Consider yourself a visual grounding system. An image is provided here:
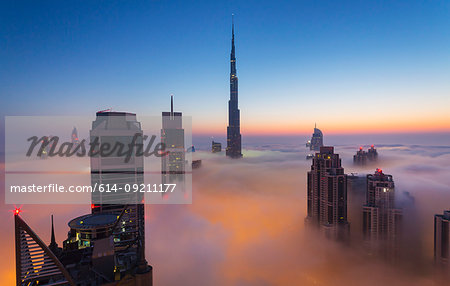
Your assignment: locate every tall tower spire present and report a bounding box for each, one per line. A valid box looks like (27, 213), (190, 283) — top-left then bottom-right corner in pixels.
(230, 14), (236, 77)
(51, 215), (55, 244)
(226, 14), (242, 158)
(232, 14), (235, 52)
(232, 13), (234, 32)
(49, 214), (58, 253)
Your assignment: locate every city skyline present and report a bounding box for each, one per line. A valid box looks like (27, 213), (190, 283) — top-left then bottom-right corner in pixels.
(1, 1), (450, 135)
(6, 140), (450, 285)
(1, 1), (450, 285)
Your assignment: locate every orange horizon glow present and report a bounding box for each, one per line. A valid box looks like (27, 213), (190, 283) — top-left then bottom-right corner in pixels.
(192, 108), (450, 136)
(193, 123), (450, 136)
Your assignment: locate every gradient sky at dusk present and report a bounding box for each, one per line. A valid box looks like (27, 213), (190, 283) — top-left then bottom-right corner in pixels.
(1, 0), (450, 134)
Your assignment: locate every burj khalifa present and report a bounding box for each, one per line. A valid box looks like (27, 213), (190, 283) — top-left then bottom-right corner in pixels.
(226, 16), (243, 158)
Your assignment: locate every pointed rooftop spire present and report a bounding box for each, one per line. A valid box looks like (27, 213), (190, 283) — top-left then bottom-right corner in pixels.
(232, 13), (234, 37)
(231, 14), (235, 60)
(51, 215), (55, 243)
(49, 214), (58, 251)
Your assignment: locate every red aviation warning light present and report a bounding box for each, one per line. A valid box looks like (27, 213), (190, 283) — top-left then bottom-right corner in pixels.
(14, 207), (21, 215)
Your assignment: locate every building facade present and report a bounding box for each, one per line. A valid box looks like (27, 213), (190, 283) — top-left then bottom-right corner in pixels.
(347, 174), (367, 242)
(434, 210), (450, 271)
(363, 169), (402, 260)
(306, 146), (349, 240)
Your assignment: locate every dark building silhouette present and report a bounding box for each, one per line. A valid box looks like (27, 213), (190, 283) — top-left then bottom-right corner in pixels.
(353, 147), (368, 165)
(434, 210), (450, 272)
(367, 145), (378, 160)
(226, 16), (242, 158)
(48, 215), (62, 257)
(363, 169), (402, 260)
(192, 159), (202, 169)
(63, 213), (118, 281)
(306, 146), (349, 240)
(353, 145), (378, 165)
(212, 140), (222, 153)
(306, 124), (323, 151)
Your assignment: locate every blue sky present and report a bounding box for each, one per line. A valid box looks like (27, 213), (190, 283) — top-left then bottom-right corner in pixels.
(1, 0), (450, 134)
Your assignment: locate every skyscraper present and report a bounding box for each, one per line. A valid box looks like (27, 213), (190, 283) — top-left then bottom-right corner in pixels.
(161, 95), (186, 196)
(226, 16), (242, 158)
(434, 210), (450, 271)
(307, 124), (323, 151)
(212, 140), (222, 153)
(353, 147), (368, 165)
(89, 111), (150, 280)
(367, 144), (378, 160)
(363, 169), (402, 260)
(306, 146), (349, 240)
(353, 145), (378, 165)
